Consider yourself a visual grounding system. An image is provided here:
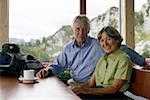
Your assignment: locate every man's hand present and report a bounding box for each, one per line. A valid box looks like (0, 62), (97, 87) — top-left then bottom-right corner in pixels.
(36, 68), (49, 78)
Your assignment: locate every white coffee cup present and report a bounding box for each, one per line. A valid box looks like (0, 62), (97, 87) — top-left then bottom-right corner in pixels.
(23, 70), (35, 80)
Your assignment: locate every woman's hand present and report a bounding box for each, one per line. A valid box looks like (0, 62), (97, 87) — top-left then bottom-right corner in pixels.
(72, 85), (89, 94)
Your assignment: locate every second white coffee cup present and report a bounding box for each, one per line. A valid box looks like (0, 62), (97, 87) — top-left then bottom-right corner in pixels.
(23, 70), (35, 80)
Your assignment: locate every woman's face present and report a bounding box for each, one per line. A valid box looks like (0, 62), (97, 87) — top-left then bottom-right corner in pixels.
(100, 32), (119, 54)
(72, 20), (89, 45)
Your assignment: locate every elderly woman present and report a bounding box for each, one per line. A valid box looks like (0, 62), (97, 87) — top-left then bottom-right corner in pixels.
(72, 26), (133, 99)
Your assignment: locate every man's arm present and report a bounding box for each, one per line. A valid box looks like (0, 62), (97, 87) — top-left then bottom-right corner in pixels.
(36, 47), (69, 78)
(120, 45), (146, 66)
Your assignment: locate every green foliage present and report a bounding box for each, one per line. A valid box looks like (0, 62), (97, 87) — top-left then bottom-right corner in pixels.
(135, 25), (150, 58)
(135, 25), (150, 43)
(145, 3), (150, 17)
(61, 25), (73, 43)
(142, 50), (150, 58)
(101, 13), (106, 22)
(97, 15), (101, 21)
(48, 47), (63, 57)
(35, 40), (40, 46)
(57, 68), (71, 84)
(108, 19), (118, 28)
(42, 37), (48, 50)
(140, 42), (150, 58)
(38, 52), (50, 61)
(20, 45), (50, 61)
(135, 12), (144, 26)
(109, 7), (118, 16)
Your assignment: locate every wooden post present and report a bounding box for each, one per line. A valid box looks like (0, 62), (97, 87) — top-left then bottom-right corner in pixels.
(80, 0), (86, 14)
(120, 0), (135, 49)
(0, 0), (9, 49)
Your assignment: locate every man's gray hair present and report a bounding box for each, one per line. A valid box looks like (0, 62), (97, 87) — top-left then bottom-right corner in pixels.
(73, 15), (90, 33)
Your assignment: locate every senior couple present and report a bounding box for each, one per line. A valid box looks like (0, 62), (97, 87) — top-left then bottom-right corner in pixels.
(36, 15), (147, 99)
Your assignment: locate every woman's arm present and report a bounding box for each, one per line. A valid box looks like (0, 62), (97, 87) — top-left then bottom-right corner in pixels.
(80, 74), (96, 87)
(72, 75), (95, 92)
(73, 79), (125, 95)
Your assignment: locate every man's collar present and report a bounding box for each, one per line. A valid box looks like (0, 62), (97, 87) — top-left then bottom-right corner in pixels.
(72, 36), (90, 48)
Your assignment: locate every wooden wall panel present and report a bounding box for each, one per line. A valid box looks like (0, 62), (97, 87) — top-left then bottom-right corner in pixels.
(0, 0), (8, 49)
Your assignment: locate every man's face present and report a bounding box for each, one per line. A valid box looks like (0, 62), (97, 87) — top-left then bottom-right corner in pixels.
(72, 20), (89, 45)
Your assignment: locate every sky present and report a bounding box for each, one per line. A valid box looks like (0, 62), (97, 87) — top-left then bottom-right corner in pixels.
(9, 0), (148, 42)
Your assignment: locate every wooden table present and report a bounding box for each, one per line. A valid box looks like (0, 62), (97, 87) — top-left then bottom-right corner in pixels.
(0, 76), (81, 100)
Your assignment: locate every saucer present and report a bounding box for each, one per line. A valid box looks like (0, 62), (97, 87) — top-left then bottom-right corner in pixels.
(18, 77), (38, 83)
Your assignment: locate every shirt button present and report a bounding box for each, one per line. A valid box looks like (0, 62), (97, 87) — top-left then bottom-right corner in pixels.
(101, 82), (103, 84)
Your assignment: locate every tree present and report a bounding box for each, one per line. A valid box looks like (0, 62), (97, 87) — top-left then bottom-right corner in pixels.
(42, 37), (47, 50)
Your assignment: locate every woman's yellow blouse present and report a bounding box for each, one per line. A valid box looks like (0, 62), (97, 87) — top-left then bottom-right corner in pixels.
(94, 49), (132, 92)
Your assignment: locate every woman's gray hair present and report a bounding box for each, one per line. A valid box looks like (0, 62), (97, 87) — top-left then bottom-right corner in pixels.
(98, 26), (123, 47)
(73, 15), (90, 33)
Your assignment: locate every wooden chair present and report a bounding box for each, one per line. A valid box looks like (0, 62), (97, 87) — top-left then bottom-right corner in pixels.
(129, 68), (150, 99)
